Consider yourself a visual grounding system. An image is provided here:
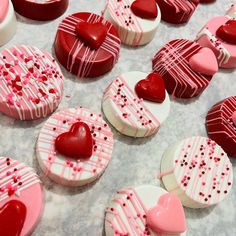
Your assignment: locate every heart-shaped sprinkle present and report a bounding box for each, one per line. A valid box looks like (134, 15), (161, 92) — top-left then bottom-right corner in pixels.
(0, 200), (27, 236)
(135, 73), (166, 103)
(55, 122), (93, 159)
(75, 22), (108, 50)
(189, 47), (218, 76)
(216, 20), (236, 45)
(146, 193), (186, 234)
(131, 0), (158, 19)
(0, 0), (9, 23)
(232, 111), (236, 126)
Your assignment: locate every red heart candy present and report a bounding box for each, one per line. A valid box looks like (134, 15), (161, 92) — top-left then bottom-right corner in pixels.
(135, 73), (166, 103)
(0, 200), (27, 236)
(75, 22), (108, 50)
(146, 193), (186, 234)
(131, 0), (158, 19)
(216, 20), (236, 45)
(55, 122), (93, 159)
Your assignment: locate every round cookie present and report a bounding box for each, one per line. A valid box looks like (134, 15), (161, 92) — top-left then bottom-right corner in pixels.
(102, 0), (161, 46)
(12, 0), (69, 21)
(0, 45), (64, 120)
(36, 107), (113, 186)
(152, 39), (218, 98)
(196, 15), (236, 68)
(54, 12), (121, 78)
(102, 71), (170, 137)
(0, 0), (17, 46)
(105, 185), (187, 236)
(160, 136), (233, 208)
(0, 156), (43, 236)
(155, 0), (199, 24)
(206, 96), (236, 158)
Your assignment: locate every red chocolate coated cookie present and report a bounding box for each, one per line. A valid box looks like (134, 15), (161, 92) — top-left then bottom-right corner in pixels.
(155, 0), (199, 24)
(54, 12), (121, 78)
(12, 0), (68, 21)
(206, 96), (236, 158)
(152, 39), (218, 98)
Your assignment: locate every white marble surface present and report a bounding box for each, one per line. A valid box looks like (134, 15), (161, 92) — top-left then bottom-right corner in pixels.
(0, 0), (236, 235)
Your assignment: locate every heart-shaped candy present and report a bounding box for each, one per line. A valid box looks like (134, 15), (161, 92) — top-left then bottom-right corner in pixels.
(76, 22), (108, 50)
(131, 0), (158, 19)
(146, 193), (186, 234)
(55, 122), (93, 159)
(189, 47), (218, 76)
(0, 0), (9, 23)
(232, 111), (236, 126)
(216, 20), (236, 45)
(0, 200), (27, 236)
(135, 73), (166, 103)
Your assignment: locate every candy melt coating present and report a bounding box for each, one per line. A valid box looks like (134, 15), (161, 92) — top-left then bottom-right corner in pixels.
(196, 16), (236, 68)
(36, 107), (113, 186)
(102, 71), (170, 137)
(161, 136), (233, 208)
(103, 0), (161, 46)
(105, 185), (186, 236)
(0, 45), (64, 120)
(0, 157), (43, 236)
(54, 12), (121, 78)
(0, 1), (17, 46)
(206, 96), (236, 158)
(152, 39), (214, 98)
(12, 0), (69, 21)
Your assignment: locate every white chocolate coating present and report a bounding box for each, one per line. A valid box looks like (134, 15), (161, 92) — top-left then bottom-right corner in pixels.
(102, 71), (170, 137)
(102, 0), (161, 46)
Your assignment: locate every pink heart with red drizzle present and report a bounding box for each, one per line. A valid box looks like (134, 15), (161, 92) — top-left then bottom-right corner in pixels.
(146, 193), (186, 234)
(189, 47), (218, 76)
(76, 22), (108, 50)
(55, 122), (93, 159)
(216, 20), (236, 45)
(0, 200), (27, 236)
(131, 0), (158, 19)
(135, 73), (166, 103)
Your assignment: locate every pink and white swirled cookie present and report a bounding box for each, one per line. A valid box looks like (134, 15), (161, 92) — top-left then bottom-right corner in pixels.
(0, 45), (64, 120)
(0, 0), (17, 46)
(102, 71), (170, 137)
(102, 0), (161, 46)
(160, 136), (233, 208)
(36, 107), (113, 186)
(0, 156), (43, 236)
(206, 96), (236, 158)
(152, 39), (218, 98)
(196, 8), (236, 68)
(105, 185), (187, 236)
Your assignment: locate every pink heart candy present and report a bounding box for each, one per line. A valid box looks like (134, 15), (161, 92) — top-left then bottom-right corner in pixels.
(146, 193), (186, 234)
(189, 47), (218, 76)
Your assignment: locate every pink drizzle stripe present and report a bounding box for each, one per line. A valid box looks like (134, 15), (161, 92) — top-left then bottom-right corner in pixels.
(153, 39), (210, 98)
(0, 157), (41, 202)
(103, 76), (160, 137)
(37, 107), (113, 182)
(57, 13), (120, 78)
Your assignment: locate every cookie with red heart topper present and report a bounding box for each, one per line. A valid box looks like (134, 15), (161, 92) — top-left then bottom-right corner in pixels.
(0, 0), (17, 46)
(54, 12), (121, 78)
(155, 0), (199, 24)
(196, 10), (236, 68)
(0, 45), (64, 120)
(36, 107), (113, 186)
(102, 0), (161, 46)
(152, 39), (218, 98)
(0, 156), (43, 236)
(11, 0), (68, 21)
(206, 96), (236, 157)
(105, 185), (187, 236)
(102, 71), (170, 137)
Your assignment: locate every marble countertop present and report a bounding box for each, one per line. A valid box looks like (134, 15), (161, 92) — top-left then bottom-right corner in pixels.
(1, 0), (236, 235)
